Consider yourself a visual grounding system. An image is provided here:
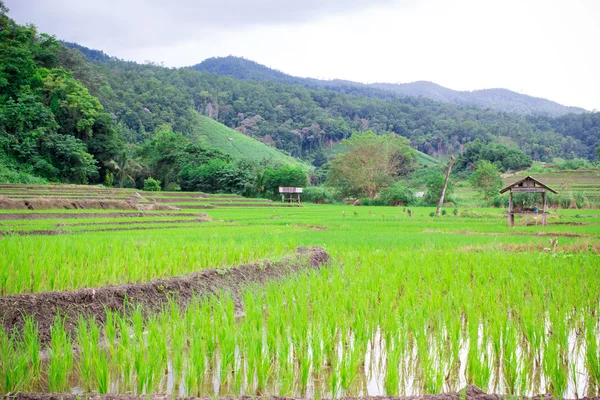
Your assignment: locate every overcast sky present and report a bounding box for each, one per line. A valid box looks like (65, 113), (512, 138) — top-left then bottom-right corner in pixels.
(7, 0), (600, 110)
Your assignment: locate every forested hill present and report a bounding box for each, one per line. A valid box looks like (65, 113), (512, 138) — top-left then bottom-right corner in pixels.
(193, 56), (587, 117)
(68, 44), (598, 163)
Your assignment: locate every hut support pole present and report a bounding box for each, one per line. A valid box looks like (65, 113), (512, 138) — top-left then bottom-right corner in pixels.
(542, 191), (547, 225)
(508, 191), (514, 227)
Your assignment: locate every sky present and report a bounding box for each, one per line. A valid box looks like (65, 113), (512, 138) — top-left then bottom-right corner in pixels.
(7, 0), (600, 111)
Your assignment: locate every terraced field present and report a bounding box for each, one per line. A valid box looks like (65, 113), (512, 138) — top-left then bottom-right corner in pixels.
(1, 184), (599, 400)
(197, 116), (310, 170)
(503, 169), (600, 203)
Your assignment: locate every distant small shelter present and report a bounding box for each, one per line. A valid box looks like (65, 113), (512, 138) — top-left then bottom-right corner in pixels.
(499, 176), (558, 227)
(279, 187), (303, 204)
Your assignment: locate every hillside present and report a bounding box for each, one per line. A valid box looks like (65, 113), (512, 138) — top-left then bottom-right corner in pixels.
(62, 44), (600, 164)
(196, 116), (310, 170)
(194, 56), (587, 117)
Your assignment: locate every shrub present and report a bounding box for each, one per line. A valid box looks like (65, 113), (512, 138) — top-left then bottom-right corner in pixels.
(441, 209), (447, 216)
(302, 186), (337, 204)
(453, 208), (458, 216)
(103, 172), (114, 187)
(490, 196), (503, 208)
(143, 177), (161, 191)
(557, 158), (592, 171)
(0, 164), (48, 185)
(164, 182), (181, 192)
(381, 181), (416, 206)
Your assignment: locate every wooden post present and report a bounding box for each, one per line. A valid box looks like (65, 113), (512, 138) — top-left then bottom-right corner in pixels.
(541, 191), (547, 225)
(508, 191), (514, 227)
(436, 155), (455, 217)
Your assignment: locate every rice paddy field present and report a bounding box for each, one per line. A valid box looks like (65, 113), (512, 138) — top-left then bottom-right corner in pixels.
(1, 184), (600, 399)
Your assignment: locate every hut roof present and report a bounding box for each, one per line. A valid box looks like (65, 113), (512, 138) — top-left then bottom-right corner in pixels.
(499, 176), (558, 195)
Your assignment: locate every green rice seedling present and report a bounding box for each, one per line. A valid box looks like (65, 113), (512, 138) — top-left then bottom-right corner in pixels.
(184, 335), (206, 396)
(116, 312), (134, 391)
(167, 301), (185, 384)
(0, 325), (37, 394)
(22, 317), (41, 384)
(46, 315), (74, 393)
(95, 349), (111, 394)
(329, 354), (340, 399)
(232, 353), (245, 395)
(144, 316), (168, 393)
(276, 338), (294, 396)
(298, 341), (311, 394)
(311, 324), (325, 377)
(75, 317), (99, 391)
(584, 314), (600, 394)
(255, 341), (271, 394)
(104, 309), (118, 358)
(502, 320), (519, 394)
(543, 334), (568, 399)
(384, 338), (401, 395)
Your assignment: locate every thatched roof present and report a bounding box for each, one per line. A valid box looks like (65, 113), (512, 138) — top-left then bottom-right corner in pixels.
(499, 176), (558, 195)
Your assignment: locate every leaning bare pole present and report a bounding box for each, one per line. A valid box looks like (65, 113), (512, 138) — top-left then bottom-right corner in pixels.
(436, 155), (455, 217)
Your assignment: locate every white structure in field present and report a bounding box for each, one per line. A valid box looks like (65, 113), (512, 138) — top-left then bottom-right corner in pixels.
(279, 187), (303, 204)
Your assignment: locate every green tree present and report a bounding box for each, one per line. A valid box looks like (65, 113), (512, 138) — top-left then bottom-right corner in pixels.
(469, 160), (503, 204)
(143, 177), (161, 191)
(327, 131), (415, 200)
(264, 165), (307, 198)
(423, 170), (454, 206)
(109, 151), (142, 188)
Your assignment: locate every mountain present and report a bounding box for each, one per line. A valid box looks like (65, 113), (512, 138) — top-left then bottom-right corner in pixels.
(193, 56), (587, 117)
(60, 43), (600, 163)
(370, 82), (587, 117)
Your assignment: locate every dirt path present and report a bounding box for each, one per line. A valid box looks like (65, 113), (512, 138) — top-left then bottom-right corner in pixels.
(4, 385), (596, 400)
(0, 247), (330, 344)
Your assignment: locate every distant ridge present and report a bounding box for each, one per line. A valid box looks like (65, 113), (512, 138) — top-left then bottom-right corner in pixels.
(193, 56), (586, 117)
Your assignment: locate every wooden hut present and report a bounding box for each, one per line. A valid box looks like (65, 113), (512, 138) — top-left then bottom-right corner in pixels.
(499, 176), (558, 227)
(279, 187), (302, 204)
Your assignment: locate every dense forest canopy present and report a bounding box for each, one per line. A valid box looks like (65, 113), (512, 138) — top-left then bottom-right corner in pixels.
(65, 43), (600, 164)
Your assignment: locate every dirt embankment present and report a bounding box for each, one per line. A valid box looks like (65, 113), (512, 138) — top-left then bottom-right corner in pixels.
(0, 247), (330, 344)
(0, 197), (179, 211)
(4, 385), (597, 400)
(0, 212), (206, 221)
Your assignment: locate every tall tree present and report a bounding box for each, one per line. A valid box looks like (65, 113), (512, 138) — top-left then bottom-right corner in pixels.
(327, 131), (415, 200)
(469, 160), (503, 204)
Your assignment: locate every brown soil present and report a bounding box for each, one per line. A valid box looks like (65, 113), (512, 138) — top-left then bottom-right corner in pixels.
(171, 204), (216, 209)
(294, 224), (328, 231)
(0, 212), (205, 221)
(4, 385), (596, 400)
(150, 197), (268, 203)
(59, 215), (210, 226)
(461, 242), (600, 253)
(0, 247), (330, 345)
(0, 197), (179, 211)
(0, 223), (214, 237)
(423, 229), (597, 239)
